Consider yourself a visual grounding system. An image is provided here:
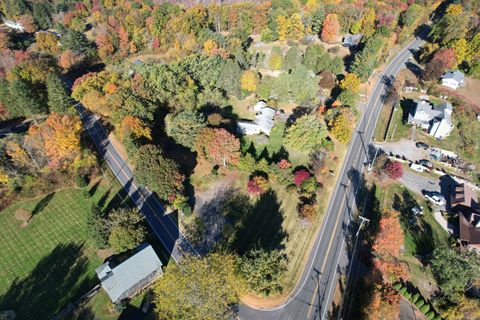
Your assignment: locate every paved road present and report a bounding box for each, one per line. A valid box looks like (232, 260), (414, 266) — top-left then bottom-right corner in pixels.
(77, 104), (196, 263)
(239, 37), (424, 320)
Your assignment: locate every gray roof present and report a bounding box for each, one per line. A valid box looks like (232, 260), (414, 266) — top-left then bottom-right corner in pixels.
(342, 34), (362, 46)
(96, 244), (163, 303)
(408, 100), (452, 126)
(442, 70), (464, 83)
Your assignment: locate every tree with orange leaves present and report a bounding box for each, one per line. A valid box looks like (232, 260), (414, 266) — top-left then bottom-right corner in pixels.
(321, 14), (340, 44)
(121, 116), (152, 140)
(372, 211), (408, 284)
(25, 114), (82, 168)
(195, 128), (240, 167)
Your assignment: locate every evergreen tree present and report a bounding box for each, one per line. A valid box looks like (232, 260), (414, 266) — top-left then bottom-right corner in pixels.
(46, 74), (73, 115)
(311, 7), (326, 35)
(165, 109), (207, 150)
(10, 79), (46, 116)
(283, 45), (302, 71)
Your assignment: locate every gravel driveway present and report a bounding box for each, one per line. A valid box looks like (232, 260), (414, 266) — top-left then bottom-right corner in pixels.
(377, 139), (428, 161)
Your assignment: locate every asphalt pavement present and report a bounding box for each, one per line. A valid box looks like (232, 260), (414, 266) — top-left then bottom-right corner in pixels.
(239, 37), (424, 320)
(76, 104), (196, 264)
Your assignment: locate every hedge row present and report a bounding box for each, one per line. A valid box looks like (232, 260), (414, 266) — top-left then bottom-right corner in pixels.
(393, 283), (442, 320)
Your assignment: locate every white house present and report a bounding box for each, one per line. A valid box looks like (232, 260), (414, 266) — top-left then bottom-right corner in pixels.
(408, 99), (454, 140)
(96, 244), (163, 303)
(441, 71), (465, 90)
(3, 19), (24, 32)
(238, 101), (276, 136)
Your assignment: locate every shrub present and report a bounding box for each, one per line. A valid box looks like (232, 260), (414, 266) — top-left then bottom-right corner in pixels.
(294, 170), (311, 186)
(75, 172), (87, 188)
(399, 287), (407, 295)
(415, 299), (425, 308)
(432, 316), (442, 320)
(247, 176), (269, 195)
(298, 202), (317, 222)
(404, 292), (412, 300)
(420, 305), (430, 314)
(393, 283), (402, 290)
(412, 293), (420, 303)
(300, 177), (318, 197)
(238, 154), (257, 172)
(426, 312), (435, 320)
(384, 160), (403, 180)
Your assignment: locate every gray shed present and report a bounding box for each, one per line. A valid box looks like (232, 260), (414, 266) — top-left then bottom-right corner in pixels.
(96, 244), (163, 303)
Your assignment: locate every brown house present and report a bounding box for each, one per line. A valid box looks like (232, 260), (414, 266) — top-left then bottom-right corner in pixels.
(452, 184), (480, 251)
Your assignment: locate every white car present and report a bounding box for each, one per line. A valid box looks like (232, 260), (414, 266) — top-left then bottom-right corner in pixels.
(424, 193), (446, 206)
(412, 206), (424, 215)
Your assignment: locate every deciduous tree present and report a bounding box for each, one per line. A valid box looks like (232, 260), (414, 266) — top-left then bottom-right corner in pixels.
(241, 70), (257, 92)
(384, 160), (403, 180)
(321, 14), (340, 44)
(284, 114), (327, 152)
(339, 73), (360, 93)
(135, 144), (184, 201)
(240, 249), (287, 296)
(153, 253), (241, 320)
(195, 128), (240, 166)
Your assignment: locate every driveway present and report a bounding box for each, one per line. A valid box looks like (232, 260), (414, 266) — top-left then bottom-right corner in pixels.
(400, 170), (440, 196)
(377, 139), (428, 161)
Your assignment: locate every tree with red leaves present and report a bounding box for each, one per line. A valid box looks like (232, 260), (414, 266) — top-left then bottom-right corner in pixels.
(195, 128), (240, 167)
(247, 176), (268, 195)
(294, 170), (311, 186)
(384, 160), (403, 180)
(321, 14), (340, 44)
(424, 48), (456, 80)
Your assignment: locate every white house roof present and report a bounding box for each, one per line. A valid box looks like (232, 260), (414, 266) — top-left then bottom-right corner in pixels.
(96, 244), (163, 303)
(342, 34), (362, 46)
(408, 100), (453, 139)
(442, 71), (464, 83)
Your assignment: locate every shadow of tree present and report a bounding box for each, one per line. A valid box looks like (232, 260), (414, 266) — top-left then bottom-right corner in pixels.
(229, 189), (287, 254)
(31, 192), (55, 217)
(393, 189), (436, 257)
(0, 243), (96, 320)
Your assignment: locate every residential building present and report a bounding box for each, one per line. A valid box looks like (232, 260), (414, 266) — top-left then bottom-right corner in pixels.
(342, 34), (362, 47)
(452, 184), (480, 251)
(3, 19), (24, 32)
(441, 71), (465, 90)
(237, 101), (276, 136)
(407, 99), (454, 140)
(96, 243), (163, 303)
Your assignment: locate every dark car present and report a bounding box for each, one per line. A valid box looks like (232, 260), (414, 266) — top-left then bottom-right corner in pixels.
(419, 159), (433, 169)
(416, 142), (429, 150)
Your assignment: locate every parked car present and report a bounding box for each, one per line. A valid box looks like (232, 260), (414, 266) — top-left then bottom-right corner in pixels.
(411, 163), (425, 172)
(416, 142), (429, 150)
(424, 192), (446, 206)
(412, 206), (424, 215)
(418, 159), (433, 169)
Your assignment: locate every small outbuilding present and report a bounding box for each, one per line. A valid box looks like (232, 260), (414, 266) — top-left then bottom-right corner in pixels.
(96, 243), (163, 304)
(342, 34), (363, 47)
(441, 71), (465, 90)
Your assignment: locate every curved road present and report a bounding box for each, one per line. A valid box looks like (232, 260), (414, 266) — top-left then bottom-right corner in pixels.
(239, 37), (424, 320)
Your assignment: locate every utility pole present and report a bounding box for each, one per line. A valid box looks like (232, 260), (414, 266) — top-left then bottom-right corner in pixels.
(356, 216), (370, 237)
(367, 145), (381, 174)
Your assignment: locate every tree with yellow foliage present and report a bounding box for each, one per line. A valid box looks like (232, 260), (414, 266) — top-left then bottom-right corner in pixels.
(449, 38), (467, 66)
(446, 3), (463, 15)
(339, 73), (361, 93)
(121, 116), (152, 140)
(277, 15), (290, 41)
(6, 141), (31, 170)
(360, 8), (376, 37)
(241, 70), (257, 92)
(203, 39), (218, 56)
(289, 13), (305, 40)
(25, 114), (82, 168)
(0, 168), (9, 184)
(441, 295), (480, 320)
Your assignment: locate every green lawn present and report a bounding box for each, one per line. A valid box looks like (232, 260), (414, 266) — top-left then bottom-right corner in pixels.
(0, 180), (126, 320)
(376, 183), (449, 298)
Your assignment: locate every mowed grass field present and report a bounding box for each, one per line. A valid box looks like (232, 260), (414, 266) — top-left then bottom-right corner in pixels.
(0, 180), (126, 319)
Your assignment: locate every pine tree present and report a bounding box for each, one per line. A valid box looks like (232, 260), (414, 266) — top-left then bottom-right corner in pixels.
(46, 74), (73, 115)
(10, 79), (46, 116)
